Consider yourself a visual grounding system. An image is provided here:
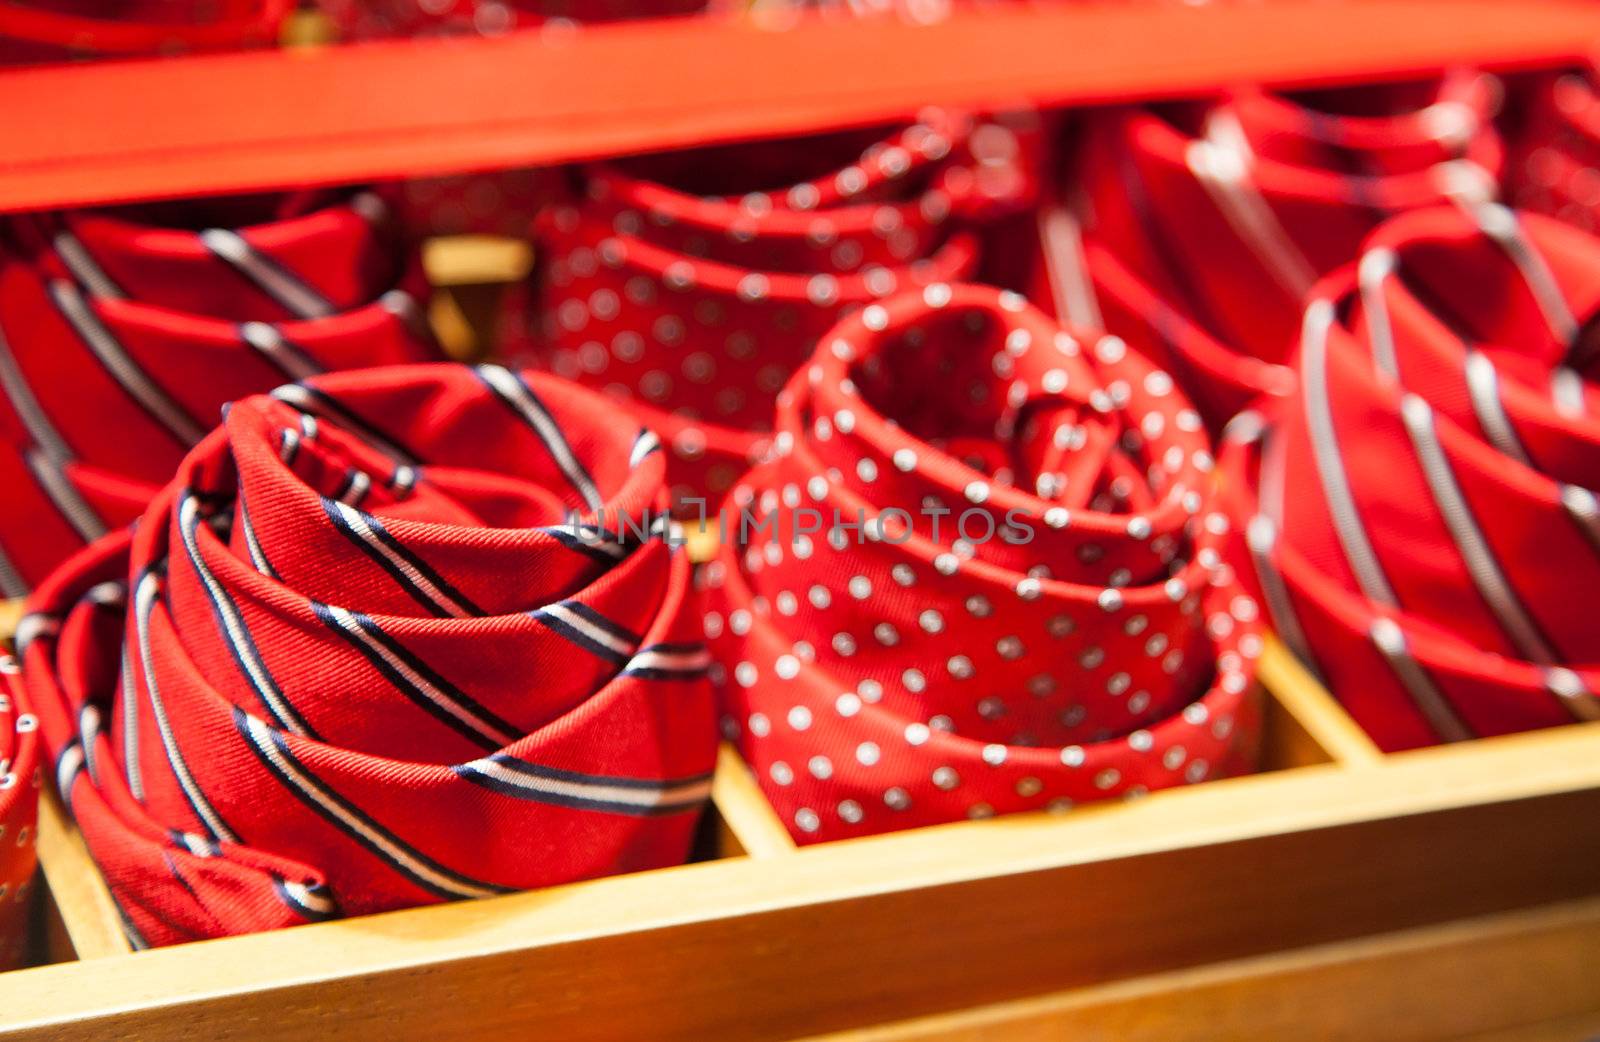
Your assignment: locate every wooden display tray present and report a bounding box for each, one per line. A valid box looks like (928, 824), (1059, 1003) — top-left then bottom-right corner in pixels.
(0, 4), (1599, 1033)
(2, 586), (1599, 1038)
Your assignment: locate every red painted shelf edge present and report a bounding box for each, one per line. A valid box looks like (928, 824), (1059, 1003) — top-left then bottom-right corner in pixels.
(0, 0), (1598, 212)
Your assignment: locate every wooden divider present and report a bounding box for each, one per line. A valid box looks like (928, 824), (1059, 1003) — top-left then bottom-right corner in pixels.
(32, 794), (131, 961)
(797, 897), (1600, 1042)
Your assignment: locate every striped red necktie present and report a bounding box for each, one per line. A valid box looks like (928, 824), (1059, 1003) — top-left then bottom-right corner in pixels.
(703, 283), (1262, 843)
(0, 192), (436, 595)
(527, 109), (1034, 510)
(14, 362), (718, 946)
(1219, 204), (1600, 750)
(1061, 72), (1505, 426)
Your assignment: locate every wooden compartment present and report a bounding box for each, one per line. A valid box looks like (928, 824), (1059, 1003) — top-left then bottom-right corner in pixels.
(5, 579), (1600, 1039)
(1, 4), (1599, 1037)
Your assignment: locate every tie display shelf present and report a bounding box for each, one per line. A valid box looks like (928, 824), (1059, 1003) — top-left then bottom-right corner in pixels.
(2, 2), (1600, 1039)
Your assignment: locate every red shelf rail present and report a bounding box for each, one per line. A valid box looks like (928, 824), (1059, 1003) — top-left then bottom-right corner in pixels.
(1, 0), (1598, 213)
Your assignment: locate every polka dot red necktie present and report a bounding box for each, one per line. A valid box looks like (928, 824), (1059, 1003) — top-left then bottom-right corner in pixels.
(703, 283), (1262, 843)
(1508, 69), (1600, 236)
(529, 109), (1034, 509)
(14, 363), (717, 946)
(1063, 72), (1505, 426)
(0, 192), (436, 595)
(1219, 204), (1600, 750)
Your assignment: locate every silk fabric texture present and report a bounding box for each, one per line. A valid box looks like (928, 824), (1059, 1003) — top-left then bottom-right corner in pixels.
(530, 110), (1034, 509)
(0, 191), (435, 595)
(1056, 72), (1505, 427)
(704, 284), (1262, 843)
(15, 363), (717, 945)
(1219, 205), (1600, 750)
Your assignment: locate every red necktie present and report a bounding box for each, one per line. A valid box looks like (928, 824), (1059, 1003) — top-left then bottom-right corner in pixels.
(0, 0), (289, 64)
(1507, 69), (1600, 236)
(1219, 204), (1600, 751)
(527, 110), (1033, 509)
(0, 652), (40, 970)
(0, 192), (436, 594)
(1062, 72), (1505, 426)
(703, 283), (1262, 843)
(15, 363), (717, 946)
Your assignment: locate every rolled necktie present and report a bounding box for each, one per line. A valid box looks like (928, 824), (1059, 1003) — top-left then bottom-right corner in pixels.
(0, 0), (290, 64)
(530, 110), (1034, 509)
(1507, 70), (1600, 236)
(0, 653), (40, 971)
(16, 363), (718, 946)
(702, 283), (1262, 843)
(0, 191), (436, 594)
(1219, 205), (1600, 751)
(1060, 72), (1504, 427)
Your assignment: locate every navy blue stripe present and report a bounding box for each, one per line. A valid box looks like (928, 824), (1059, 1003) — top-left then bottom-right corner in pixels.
(55, 743), (83, 818)
(241, 323), (324, 381)
(531, 611), (630, 665)
(270, 876), (341, 923)
(309, 602), (510, 752)
(645, 641), (706, 655)
(230, 706), (512, 901)
(166, 829), (221, 858)
(332, 468), (368, 506)
(135, 561), (235, 846)
(358, 510), (484, 616)
(454, 764), (709, 818)
(476, 368), (602, 508)
(624, 665), (710, 682)
(543, 525), (626, 564)
(319, 498), (453, 619)
(560, 600), (643, 647)
(182, 500), (317, 739)
(483, 753), (713, 791)
(208, 237), (334, 318)
(238, 501), (279, 580)
(279, 384), (419, 465)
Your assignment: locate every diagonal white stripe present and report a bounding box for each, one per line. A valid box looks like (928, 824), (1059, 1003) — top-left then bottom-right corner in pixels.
(199, 229), (334, 320)
(478, 365), (603, 511)
(322, 605), (515, 746)
(541, 603), (637, 656)
(239, 713), (502, 900)
(334, 502), (471, 619)
(465, 758), (712, 809)
(51, 280), (207, 446)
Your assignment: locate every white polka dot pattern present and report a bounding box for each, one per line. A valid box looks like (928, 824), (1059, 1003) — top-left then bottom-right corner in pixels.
(1510, 71), (1600, 236)
(530, 111), (1035, 510)
(701, 283), (1262, 843)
